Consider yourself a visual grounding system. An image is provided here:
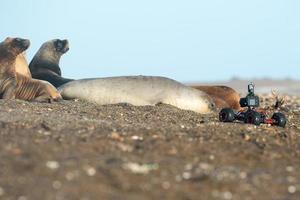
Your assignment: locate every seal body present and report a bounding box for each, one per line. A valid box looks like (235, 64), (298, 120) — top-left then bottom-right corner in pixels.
(192, 85), (241, 110)
(29, 39), (73, 88)
(0, 37), (62, 102)
(59, 76), (215, 114)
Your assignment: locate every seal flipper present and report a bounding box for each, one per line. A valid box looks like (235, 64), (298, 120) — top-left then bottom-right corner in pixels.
(30, 95), (52, 103)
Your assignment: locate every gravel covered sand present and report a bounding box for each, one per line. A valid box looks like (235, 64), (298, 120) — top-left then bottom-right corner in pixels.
(0, 95), (299, 200)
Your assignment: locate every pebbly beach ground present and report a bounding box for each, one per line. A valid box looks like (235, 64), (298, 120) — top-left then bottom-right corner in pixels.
(0, 93), (299, 200)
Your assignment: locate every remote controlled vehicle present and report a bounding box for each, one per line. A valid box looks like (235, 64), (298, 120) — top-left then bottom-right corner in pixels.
(219, 83), (286, 127)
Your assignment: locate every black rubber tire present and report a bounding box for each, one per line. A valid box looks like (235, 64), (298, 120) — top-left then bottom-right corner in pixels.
(272, 112), (287, 128)
(219, 108), (235, 122)
(245, 111), (261, 126)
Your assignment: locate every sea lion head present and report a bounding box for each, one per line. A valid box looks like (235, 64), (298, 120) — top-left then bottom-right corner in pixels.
(0, 37), (30, 58)
(0, 37), (30, 75)
(38, 39), (69, 59)
(29, 39), (69, 74)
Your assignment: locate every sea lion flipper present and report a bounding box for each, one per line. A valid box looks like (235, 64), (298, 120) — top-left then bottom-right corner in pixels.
(31, 94), (62, 103)
(30, 95), (52, 103)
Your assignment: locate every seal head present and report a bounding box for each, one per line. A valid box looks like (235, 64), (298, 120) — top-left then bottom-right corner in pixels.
(29, 39), (73, 87)
(0, 37), (30, 75)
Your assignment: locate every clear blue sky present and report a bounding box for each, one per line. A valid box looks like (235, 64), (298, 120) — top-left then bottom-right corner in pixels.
(1, 0), (300, 82)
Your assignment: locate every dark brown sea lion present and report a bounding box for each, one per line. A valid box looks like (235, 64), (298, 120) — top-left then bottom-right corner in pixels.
(29, 39), (73, 87)
(191, 85), (241, 110)
(0, 37), (62, 102)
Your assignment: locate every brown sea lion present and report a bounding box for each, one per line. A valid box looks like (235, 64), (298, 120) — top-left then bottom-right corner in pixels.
(16, 52), (31, 78)
(191, 85), (241, 110)
(0, 37), (62, 102)
(29, 39), (73, 88)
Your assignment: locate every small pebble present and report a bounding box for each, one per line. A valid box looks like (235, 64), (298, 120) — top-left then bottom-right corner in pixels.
(223, 191), (233, 199)
(46, 161), (60, 170)
(85, 166), (96, 176)
(131, 135), (143, 141)
(123, 162), (158, 174)
(288, 185), (296, 194)
(182, 172), (191, 180)
(43, 131), (51, 136)
(286, 166), (294, 172)
(52, 180), (62, 190)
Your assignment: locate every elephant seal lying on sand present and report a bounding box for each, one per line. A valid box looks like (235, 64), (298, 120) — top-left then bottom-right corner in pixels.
(0, 37), (62, 102)
(59, 76), (215, 114)
(29, 39), (73, 87)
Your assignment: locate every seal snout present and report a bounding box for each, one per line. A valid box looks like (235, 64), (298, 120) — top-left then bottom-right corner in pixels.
(14, 38), (30, 50)
(55, 39), (69, 53)
(53, 94), (63, 102)
(62, 39), (70, 53)
(20, 39), (30, 49)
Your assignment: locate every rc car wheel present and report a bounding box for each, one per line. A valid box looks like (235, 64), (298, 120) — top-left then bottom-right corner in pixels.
(219, 108), (235, 122)
(245, 111), (261, 126)
(272, 112), (286, 128)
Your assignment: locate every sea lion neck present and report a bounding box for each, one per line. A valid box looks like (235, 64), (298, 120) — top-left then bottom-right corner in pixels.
(0, 47), (17, 61)
(31, 49), (61, 67)
(0, 50), (17, 75)
(29, 44), (64, 76)
(29, 59), (62, 76)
